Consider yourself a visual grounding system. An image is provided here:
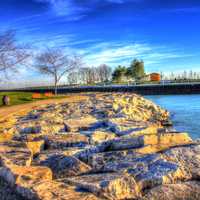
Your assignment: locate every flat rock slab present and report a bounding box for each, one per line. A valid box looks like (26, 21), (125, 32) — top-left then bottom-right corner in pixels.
(108, 132), (192, 151)
(29, 181), (102, 200)
(0, 144), (32, 166)
(39, 154), (91, 179)
(89, 152), (181, 191)
(0, 164), (52, 190)
(17, 123), (66, 135)
(26, 140), (45, 155)
(0, 178), (26, 200)
(44, 133), (89, 149)
(64, 116), (98, 132)
(33, 148), (84, 165)
(90, 131), (116, 145)
(162, 143), (200, 180)
(65, 172), (140, 200)
(88, 149), (142, 170)
(142, 181), (200, 200)
(129, 159), (182, 190)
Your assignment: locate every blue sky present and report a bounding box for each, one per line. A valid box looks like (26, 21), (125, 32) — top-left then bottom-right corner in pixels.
(1, 0), (200, 85)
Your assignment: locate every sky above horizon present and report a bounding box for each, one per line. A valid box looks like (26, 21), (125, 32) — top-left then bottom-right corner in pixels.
(1, 0), (200, 85)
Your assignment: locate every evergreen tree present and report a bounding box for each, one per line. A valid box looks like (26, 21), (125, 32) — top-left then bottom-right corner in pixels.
(126, 59), (145, 79)
(112, 65), (127, 82)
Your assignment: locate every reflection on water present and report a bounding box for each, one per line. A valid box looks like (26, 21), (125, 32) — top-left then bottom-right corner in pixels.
(145, 94), (200, 140)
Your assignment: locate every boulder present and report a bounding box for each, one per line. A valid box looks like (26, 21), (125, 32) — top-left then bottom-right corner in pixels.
(0, 178), (26, 200)
(33, 148), (84, 165)
(0, 144), (32, 166)
(65, 172), (140, 200)
(44, 133), (89, 149)
(26, 140), (45, 155)
(18, 125), (42, 134)
(112, 95), (169, 122)
(64, 116), (98, 132)
(38, 154), (91, 179)
(17, 122), (66, 135)
(142, 181), (200, 200)
(130, 159), (182, 190)
(90, 131), (116, 145)
(87, 149), (141, 170)
(162, 144), (200, 180)
(122, 125), (160, 137)
(0, 164), (52, 188)
(89, 152), (182, 191)
(28, 181), (101, 200)
(0, 127), (16, 142)
(41, 124), (66, 134)
(105, 117), (150, 136)
(108, 132), (192, 152)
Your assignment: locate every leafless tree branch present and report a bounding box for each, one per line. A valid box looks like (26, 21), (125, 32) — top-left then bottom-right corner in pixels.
(0, 30), (31, 79)
(34, 48), (82, 94)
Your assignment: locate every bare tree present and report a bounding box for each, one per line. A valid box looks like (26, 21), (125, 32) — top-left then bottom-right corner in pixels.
(68, 71), (80, 85)
(0, 30), (30, 80)
(35, 48), (81, 94)
(98, 64), (112, 83)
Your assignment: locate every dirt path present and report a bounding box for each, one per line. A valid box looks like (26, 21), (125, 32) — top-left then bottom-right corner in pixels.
(0, 94), (89, 122)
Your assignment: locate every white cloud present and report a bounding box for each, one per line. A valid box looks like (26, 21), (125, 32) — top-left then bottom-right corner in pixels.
(33, 0), (136, 19)
(80, 42), (189, 68)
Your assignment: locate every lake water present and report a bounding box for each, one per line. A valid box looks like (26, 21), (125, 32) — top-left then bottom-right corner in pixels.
(145, 94), (200, 140)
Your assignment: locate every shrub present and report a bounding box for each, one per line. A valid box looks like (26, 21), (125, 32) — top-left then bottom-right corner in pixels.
(32, 93), (42, 99)
(44, 92), (54, 97)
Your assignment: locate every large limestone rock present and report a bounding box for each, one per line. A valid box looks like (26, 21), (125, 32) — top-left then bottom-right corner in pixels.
(17, 125), (42, 134)
(90, 131), (116, 145)
(27, 181), (101, 200)
(0, 127), (15, 142)
(65, 172), (140, 200)
(142, 181), (200, 200)
(0, 143), (32, 166)
(17, 123), (66, 135)
(26, 140), (45, 155)
(44, 133), (89, 149)
(64, 116), (98, 132)
(33, 148), (84, 165)
(105, 118), (159, 136)
(0, 178), (26, 200)
(112, 95), (169, 122)
(38, 154), (91, 178)
(0, 161), (52, 199)
(0, 164), (52, 187)
(87, 149), (140, 170)
(89, 152), (182, 191)
(108, 132), (192, 152)
(162, 143), (200, 180)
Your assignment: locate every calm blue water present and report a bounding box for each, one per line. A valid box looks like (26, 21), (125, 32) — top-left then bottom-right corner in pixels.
(146, 95), (200, 140)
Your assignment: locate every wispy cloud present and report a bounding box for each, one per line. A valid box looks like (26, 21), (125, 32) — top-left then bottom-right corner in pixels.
(33, 0), (136, 20)
(80, 42), (190, 69)
(164, 7), (200, 13)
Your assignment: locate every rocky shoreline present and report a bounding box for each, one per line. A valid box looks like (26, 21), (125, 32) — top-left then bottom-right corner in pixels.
(0, 93), (199, 200)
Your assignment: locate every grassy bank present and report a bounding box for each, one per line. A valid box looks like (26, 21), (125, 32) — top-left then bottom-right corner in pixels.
(0, 92), (64, 106)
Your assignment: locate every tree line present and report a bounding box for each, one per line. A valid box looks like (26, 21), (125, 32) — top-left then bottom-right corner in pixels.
(112, 59), (145, 82)
(68, 64), (112, 85)
(162, 71), (200, 81)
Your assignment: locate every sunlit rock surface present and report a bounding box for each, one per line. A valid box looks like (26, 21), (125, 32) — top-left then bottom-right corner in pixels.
(0, 93), (199, 200)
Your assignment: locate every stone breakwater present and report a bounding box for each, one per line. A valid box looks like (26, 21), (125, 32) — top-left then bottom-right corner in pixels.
(0, 93), (199, 200)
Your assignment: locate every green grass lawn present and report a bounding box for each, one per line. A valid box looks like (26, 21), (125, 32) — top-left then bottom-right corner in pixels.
(0, 92), (64, 107)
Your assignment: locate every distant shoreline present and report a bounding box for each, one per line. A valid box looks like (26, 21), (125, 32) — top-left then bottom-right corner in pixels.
(2, 83), (200, 95)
